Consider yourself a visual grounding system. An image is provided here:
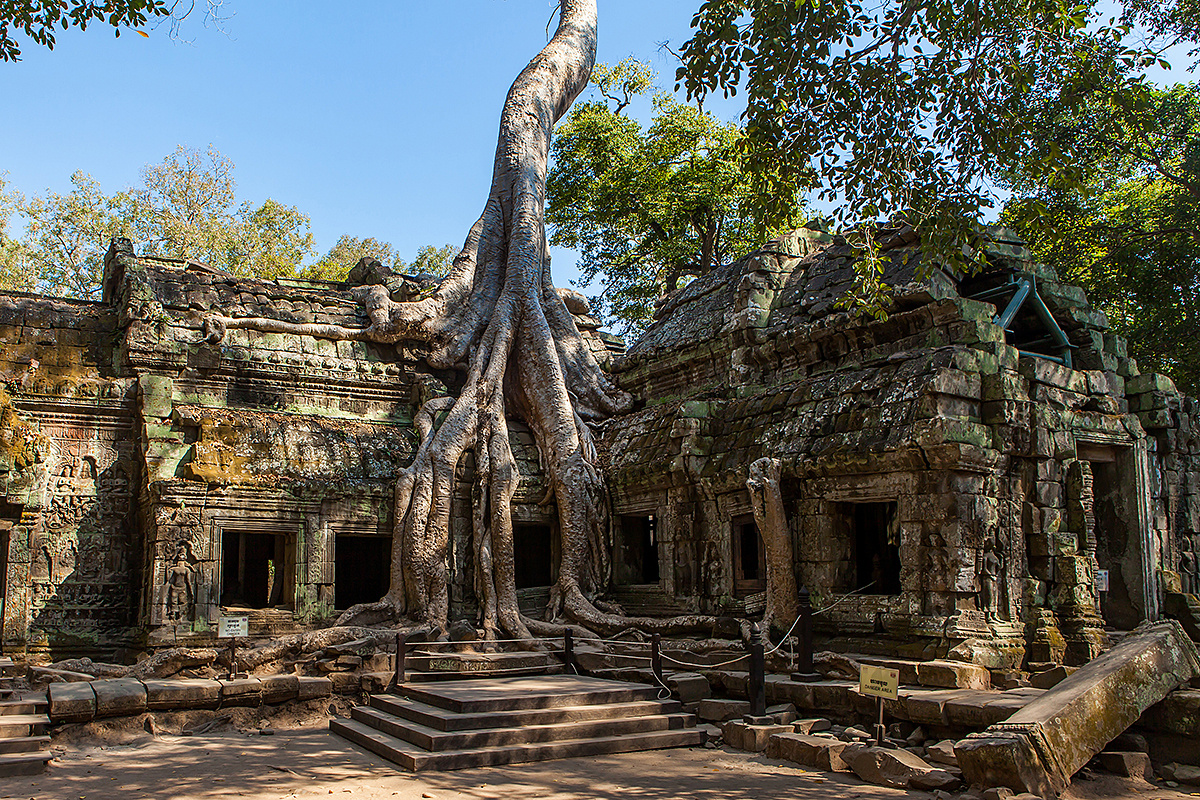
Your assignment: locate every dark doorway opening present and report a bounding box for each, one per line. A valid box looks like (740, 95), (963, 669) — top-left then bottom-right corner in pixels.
(840, 501), (901, 594)
(514, 523), (554, 589)
(222, 531), (293, 609)
(732, 514), (766, 598)
(615, 515), (659, 585)
(1088, 453), (1145, 629)
(335, 535), (392, 610)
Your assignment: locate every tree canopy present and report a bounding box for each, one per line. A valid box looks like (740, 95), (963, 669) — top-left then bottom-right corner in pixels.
(0, 0), (166, 61)
(1002, 82), (1200, 394)
(0, 0), (229, 62)
(300, 238), (456, 282)
(547, 59), (802, 333)
(0, 146), (453, 298)
(677, 0), (1200, 311)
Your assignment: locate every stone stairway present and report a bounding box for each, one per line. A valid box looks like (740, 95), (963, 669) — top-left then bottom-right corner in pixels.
(0, 658), (51, 777)
(402, 649), (564, 682)
(331, 674), (705, 770)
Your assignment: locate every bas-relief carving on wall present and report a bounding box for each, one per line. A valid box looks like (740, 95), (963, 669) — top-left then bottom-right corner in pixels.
(1182, 534), (1199, 596)
(26, 422), (139, 648)
(161, 539), (198, 625)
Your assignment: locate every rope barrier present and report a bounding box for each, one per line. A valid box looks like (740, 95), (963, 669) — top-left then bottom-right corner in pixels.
(661, 652), (750, 670)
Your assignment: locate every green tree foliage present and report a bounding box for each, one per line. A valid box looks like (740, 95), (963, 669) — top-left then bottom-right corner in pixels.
(13, 146), (316, 298)
(7, 147), (455, 298)
(547, 60), (802, 333)
(300, 238), (456, 282)
(677, 0), (1199, 312)
(1002, 83), (1200, 394)
(408, 243), (457, 277)
(302, 236), (404, 281)
(0, 175), (34, 292)
(0, 0), (167, 61)
(19, 171), (135, 298)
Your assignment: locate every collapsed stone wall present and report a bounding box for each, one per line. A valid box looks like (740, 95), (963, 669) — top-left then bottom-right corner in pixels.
(600, 227), (1200, 664)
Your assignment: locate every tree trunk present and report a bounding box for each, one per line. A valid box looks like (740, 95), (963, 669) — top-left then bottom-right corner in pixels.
(208, 0), (714, 641)
(747, 457), (799, 630)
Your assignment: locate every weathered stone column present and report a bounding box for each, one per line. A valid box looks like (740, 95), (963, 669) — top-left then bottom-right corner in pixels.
(956, 620), (1200, 796)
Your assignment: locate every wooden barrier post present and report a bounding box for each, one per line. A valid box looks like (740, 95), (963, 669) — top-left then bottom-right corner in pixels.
(744, 621), (770, 723)
(791, 586), (821, 682)
(389, 632), (407, 691)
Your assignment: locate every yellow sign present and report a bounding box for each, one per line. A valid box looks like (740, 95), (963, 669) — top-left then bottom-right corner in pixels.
(860, 665), (899, 700)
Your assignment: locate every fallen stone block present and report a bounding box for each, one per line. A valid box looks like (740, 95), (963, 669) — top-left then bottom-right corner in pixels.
(296, 675), (333, 700)
(359, 671), (393, 695)
(770, 677), (816, 710)
(667, 672), (711, 703)
(982, 789), (1013, 800)
(48, 681), (96, 722)
(793, 717), (832, 734)
(721, 720), (792, 752)
(29, 665), (94, 684)
(361, 653), (391, 673)
(917, 660), (991, 690)
(844, 745), (960, 790)
(766, 702), (797, 725)
(811, 681), (854, 711)
(843, 725), (872, 741)
(93, 678), (147, 718)
(144, 678), (221, 710)
(697, 698), (750, 722)
(328, 671), (360, 694)
(261, 674), (299, 704)
(766, 732), (851, 771)
(1161, 762), (1200, 786)
(956, 621), (1200, 797)
(945, 691), (1010, 728)
(904, 688), (961, 726)
(1029, 665), (1076, 689)
(991, 670), (1023, 690)
(219, 677), (263, 707)
(1139, 688), (1200, 736)
(1097, 751), (1153, 780)
(926, 739), (959, 767)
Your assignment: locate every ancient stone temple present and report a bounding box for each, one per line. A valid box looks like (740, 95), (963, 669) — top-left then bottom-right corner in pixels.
(601, 226), (1200, 667)
(0, 229), (1197, 664)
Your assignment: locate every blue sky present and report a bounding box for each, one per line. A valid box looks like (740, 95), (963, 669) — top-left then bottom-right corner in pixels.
(0, 1), (740, 288)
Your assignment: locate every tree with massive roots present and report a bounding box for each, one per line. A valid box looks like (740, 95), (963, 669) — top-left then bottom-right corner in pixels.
(204, 0), (714, 642)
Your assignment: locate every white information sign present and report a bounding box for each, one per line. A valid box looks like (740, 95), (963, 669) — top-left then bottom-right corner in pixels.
(860, 664), (899, 701)
(218, 615), (249, 638)
(1095, 570), (1110, 592)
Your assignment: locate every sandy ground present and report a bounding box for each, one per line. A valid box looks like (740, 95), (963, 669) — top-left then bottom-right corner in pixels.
(3, 725), (1197, 800)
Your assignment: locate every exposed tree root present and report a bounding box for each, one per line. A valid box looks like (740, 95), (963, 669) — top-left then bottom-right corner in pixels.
(204, 0), (715, 643)
(747, 457), (799, 633)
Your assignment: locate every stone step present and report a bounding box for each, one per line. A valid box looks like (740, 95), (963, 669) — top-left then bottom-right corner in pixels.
(0, 752), (51, 777)
(370, 693), (681, 732)
(403, 663), (564, 682)
(400, 675), (662, 714)
(331, 718), (705, 771)
(351, 704), (695, 752)
(405, 651), (558, 672)
(0, 734), (50, 755)
(0, 699), (43, 717)
(0, 714), (49, 738)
